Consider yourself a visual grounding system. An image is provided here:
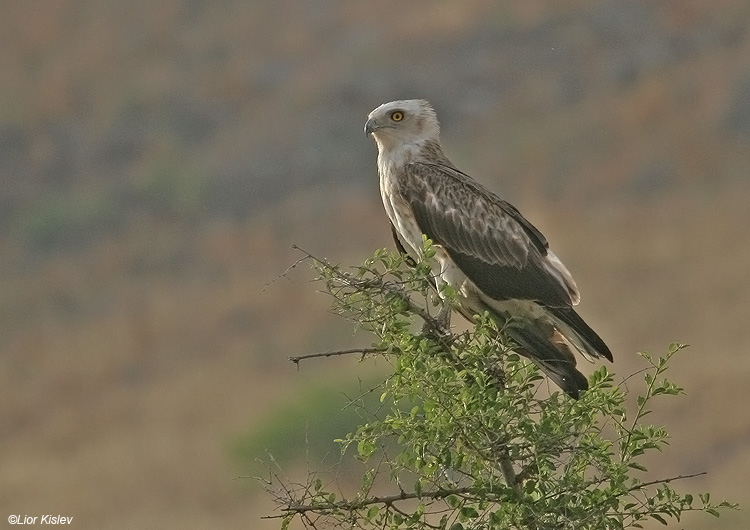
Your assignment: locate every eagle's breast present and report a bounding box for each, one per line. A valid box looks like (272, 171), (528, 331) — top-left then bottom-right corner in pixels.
(378, 157), (481, 308)
(379, 163), (422, 254)
(377, 147), (426, 255)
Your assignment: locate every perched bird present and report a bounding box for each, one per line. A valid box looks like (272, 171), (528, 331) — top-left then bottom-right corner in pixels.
(365, 99), (612, 398)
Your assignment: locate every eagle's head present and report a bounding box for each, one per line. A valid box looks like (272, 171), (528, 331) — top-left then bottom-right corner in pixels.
(365, 99), (440, 152)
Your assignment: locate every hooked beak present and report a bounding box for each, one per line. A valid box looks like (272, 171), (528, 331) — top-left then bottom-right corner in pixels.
(364, 118), (379, 135)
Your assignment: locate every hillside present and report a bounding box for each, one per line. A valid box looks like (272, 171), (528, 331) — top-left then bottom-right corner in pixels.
(1, 1), (748, 528)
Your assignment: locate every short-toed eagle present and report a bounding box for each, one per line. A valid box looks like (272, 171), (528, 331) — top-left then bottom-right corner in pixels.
(365, 99), (612, 398)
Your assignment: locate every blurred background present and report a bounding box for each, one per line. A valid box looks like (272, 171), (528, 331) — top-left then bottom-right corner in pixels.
(1, 1), (748, 528)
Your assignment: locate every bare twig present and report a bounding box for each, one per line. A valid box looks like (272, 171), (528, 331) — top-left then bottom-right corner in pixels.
(626, 471), (707, 493)
(289, 347), (387, 366)
(262, 251), (312, 293)
(291, 244), (451, 340)
(264, 486), (482, 519)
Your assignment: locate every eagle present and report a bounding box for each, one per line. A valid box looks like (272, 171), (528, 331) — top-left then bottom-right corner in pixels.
(365, 99), (612, 398)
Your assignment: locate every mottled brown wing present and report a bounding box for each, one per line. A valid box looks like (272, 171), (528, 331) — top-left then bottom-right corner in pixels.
(400, 162), (575, 307)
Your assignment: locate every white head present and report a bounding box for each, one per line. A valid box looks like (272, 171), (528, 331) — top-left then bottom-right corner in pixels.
(364, 99), (440, 152)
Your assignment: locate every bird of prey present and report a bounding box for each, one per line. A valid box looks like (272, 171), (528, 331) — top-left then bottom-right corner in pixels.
(365, 99), (612, 398)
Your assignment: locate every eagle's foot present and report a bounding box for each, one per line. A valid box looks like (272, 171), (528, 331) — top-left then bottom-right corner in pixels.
(419, 305), (455, 355)
(421, 304), (452, 337)
(485, 362), (507, 392)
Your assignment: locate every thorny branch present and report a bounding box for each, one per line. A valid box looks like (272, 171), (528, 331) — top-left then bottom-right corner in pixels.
(262, 254), (309, 293)
(264, 473), (711, 522)
(287, 245), (520, 491)
(260, 248), (736, 528)
(626, 471), (707, 493)
(289, 347), (387, 366)
(291, 244), (452, 340)
(264, 486), (479, 519)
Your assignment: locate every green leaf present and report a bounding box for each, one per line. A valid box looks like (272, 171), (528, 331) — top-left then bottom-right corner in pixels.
(445, 495), (461, 509)
(489, 510), (503, 525)
(366, 506), (379, 521)
(459, 506), (479, 520)
(357, 439), (377, 459)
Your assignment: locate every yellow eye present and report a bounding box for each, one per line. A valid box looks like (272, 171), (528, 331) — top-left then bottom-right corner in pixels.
(390, 111), (404, 122)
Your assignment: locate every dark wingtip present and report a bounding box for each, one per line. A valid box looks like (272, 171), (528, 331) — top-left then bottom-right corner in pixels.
(546, 305), (614, 363)
(595, 341), (614, 363)
(560, 370), (589, 400)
